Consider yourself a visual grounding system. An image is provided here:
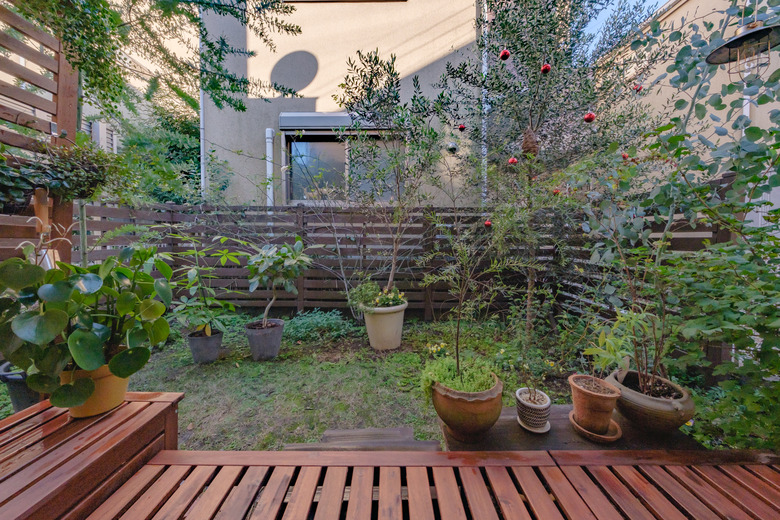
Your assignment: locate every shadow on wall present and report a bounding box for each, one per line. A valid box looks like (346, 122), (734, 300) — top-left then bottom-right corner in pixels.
(271, 51), (319, 92)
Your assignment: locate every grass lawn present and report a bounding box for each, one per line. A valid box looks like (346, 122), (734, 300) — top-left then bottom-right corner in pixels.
(1, 311), (578, 449)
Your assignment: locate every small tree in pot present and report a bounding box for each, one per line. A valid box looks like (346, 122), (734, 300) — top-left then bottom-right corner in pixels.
(0, 246), (172, 417)
(232, 237), (311, 360)
(171, 237), (238, 363)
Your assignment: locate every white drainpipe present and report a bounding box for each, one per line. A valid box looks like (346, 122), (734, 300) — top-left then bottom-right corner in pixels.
(266, 128), (274, 206)
(199, 7), (207, 198)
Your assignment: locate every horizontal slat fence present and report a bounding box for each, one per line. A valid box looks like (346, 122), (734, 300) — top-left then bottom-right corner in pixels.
(0, 0), (77, 262)
(74, 202), (728, 319)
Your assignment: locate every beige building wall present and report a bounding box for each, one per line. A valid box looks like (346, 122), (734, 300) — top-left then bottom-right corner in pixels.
(203, 0), (478, 205)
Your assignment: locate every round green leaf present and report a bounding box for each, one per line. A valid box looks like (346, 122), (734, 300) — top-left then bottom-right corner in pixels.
(154, 258), (173, 281)
(154, 278), (172, 307)
(108, 347), (150, 378)
(12, 309), (69, 345)
(26, 373), (60, 393)
(126, 327), (148, 349)
(92, 322), (111, 343)
(144, 316), (170, 345)
(70, 273), (103, 295)
(0, 258), (45, 291)
(36, 343), (71, 375)
(50, 378), (95, 408)
(67, 329), (106, 371)
(118, 247), (134, 264)
(116, 291), (138, 316)
(98, 257), (117, 279)
(138, 299), (165, 321)
(38, 281), (74, 303)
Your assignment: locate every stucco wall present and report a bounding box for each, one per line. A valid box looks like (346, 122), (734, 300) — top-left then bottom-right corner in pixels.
(203, 0), (478, 205)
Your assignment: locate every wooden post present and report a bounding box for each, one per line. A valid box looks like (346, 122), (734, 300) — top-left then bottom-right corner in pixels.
(296, 204), (305, 312)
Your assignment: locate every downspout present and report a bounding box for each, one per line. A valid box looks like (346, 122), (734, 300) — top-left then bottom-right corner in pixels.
(481, 0), (489, 205)
(199, 8), (207, 199)
(266, 128), (274, 205)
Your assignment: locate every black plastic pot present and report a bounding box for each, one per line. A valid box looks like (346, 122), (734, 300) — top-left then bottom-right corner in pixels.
(0, 362), (41, 412)
(246, 319), (285, 360)
(188, 330), (223, 364)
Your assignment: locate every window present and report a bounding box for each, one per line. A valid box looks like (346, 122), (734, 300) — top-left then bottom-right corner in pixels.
(288, 134), (346, 201)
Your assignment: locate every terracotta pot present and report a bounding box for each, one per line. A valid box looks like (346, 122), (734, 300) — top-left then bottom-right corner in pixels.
(515, 387), (551, 433)
(188, 330), (223, 364)
(605, 370), (695, 432)
(432, 373), (503, 443)
(246, 319), (285, 360)
(568, 374), (620, 435)
(362, 302), (407, 351)
(60, 364), (129, 418)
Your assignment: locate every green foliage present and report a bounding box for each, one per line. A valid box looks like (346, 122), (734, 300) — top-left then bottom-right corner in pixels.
(18, 1), (301, 114)
(421, 356), (496, 399)
(0, 244), (172, 408)
(224, 237), (312, 327)
(284, 309), (360, 343)
(170, 236), (238, 336)
(348, 281), (406, 310)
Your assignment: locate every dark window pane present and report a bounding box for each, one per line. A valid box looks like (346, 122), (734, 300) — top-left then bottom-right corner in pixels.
(289, 137), (346, 200)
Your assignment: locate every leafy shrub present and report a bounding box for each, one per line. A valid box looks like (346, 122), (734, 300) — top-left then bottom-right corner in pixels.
(421, 356), (496, 399)
(284, 309), (359, 343)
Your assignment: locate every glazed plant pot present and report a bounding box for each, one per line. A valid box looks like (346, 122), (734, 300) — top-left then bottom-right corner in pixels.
(188, 330), (223, 364)
(606, 370), (695, 432)
(59, 364), (129, 418)
(246, 319), (285, 360)
(569, 374), (621, 435)
(515, 387), (551, 433)
(0, 362), (41, 412)
(432, 373), (503, 443)
(363, 302), (407, 351)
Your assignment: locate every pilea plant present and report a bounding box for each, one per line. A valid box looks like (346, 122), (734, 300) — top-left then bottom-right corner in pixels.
(0, 246), (172, 407)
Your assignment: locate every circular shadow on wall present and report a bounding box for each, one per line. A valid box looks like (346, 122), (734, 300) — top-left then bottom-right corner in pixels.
(270, 51), (319, 92)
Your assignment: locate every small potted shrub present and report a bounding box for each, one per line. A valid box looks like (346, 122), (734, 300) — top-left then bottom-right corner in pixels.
(349, 281), (407, 350)
(171, 237), (237, 363)
(241, 237), (311, 360)
(0, 246), (172, 417)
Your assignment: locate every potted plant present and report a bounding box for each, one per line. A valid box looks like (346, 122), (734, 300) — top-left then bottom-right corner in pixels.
(348, 281), (407, 350)
(0, 361), (41, 412)
(0, 246), (172, 417)
(239, 237), (311, 360)
(568, 374), (621, 437)
(420, 220), (518, 442)
(171, 237), (238, 363)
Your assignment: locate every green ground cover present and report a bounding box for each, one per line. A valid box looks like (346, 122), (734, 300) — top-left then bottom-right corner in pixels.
(0, 310), (579, 449)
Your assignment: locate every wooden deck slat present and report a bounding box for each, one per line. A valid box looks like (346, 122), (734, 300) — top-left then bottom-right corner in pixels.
(746, 465), (780, 492)
(0, 400), (51, 433)
(432, 466), (468, 520)
(184, 466), (243, 520)
(540, 466), (601, 520)
(213, 466), (269, 520)
(405, 467), (435, 520)
(665, 465), (753, 520)
(691, 465), (780, 519)
(0, 402), (147, 498)
(119, 465), (191, 520)
(484, 466), (532, 520)
(282, 466), (321, 520)
(639, 464), (720, 520)
(558, 466), (622, 520)
(312, 466), (348, 520)
(149, 450), (555, 467)
(512, 466), (565, 520)
(459, 466), (500, 520)
(550, 450), (780, 467)
(0, 411), (71, 464)
(345, 466), (373, 520)
(587, 466), (655, 520)
(0, 406), (65, 449)
(248, 465), (295, 519)
(378, 467), (402, 520)
(612, 465), (687, 520)
(152, 465), (216, 520)
(718, 465), (780, 509)
(85, 464), (166, 520)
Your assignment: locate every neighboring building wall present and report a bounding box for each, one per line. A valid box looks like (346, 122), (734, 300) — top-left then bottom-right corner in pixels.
(203, 0), (478, 205)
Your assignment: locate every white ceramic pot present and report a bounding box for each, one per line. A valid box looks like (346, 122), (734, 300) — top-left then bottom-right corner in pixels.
(362, 302), (407, 350)
(515, 387), (551, 433)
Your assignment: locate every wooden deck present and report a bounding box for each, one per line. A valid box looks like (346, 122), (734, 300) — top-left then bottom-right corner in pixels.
(1, 394), (779, 519)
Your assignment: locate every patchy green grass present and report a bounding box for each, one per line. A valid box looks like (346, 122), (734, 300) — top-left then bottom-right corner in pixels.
(0, 312), (580, 446)
(0, 383), (11, 419)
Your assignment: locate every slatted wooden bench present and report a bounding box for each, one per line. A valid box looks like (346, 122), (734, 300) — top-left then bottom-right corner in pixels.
(89, 449), (779, 519)
(0, 392), (182, 519)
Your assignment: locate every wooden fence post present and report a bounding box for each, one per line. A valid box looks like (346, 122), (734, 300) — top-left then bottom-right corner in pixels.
(296, 204), (305, 312)
(422, 207), (434, 321)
